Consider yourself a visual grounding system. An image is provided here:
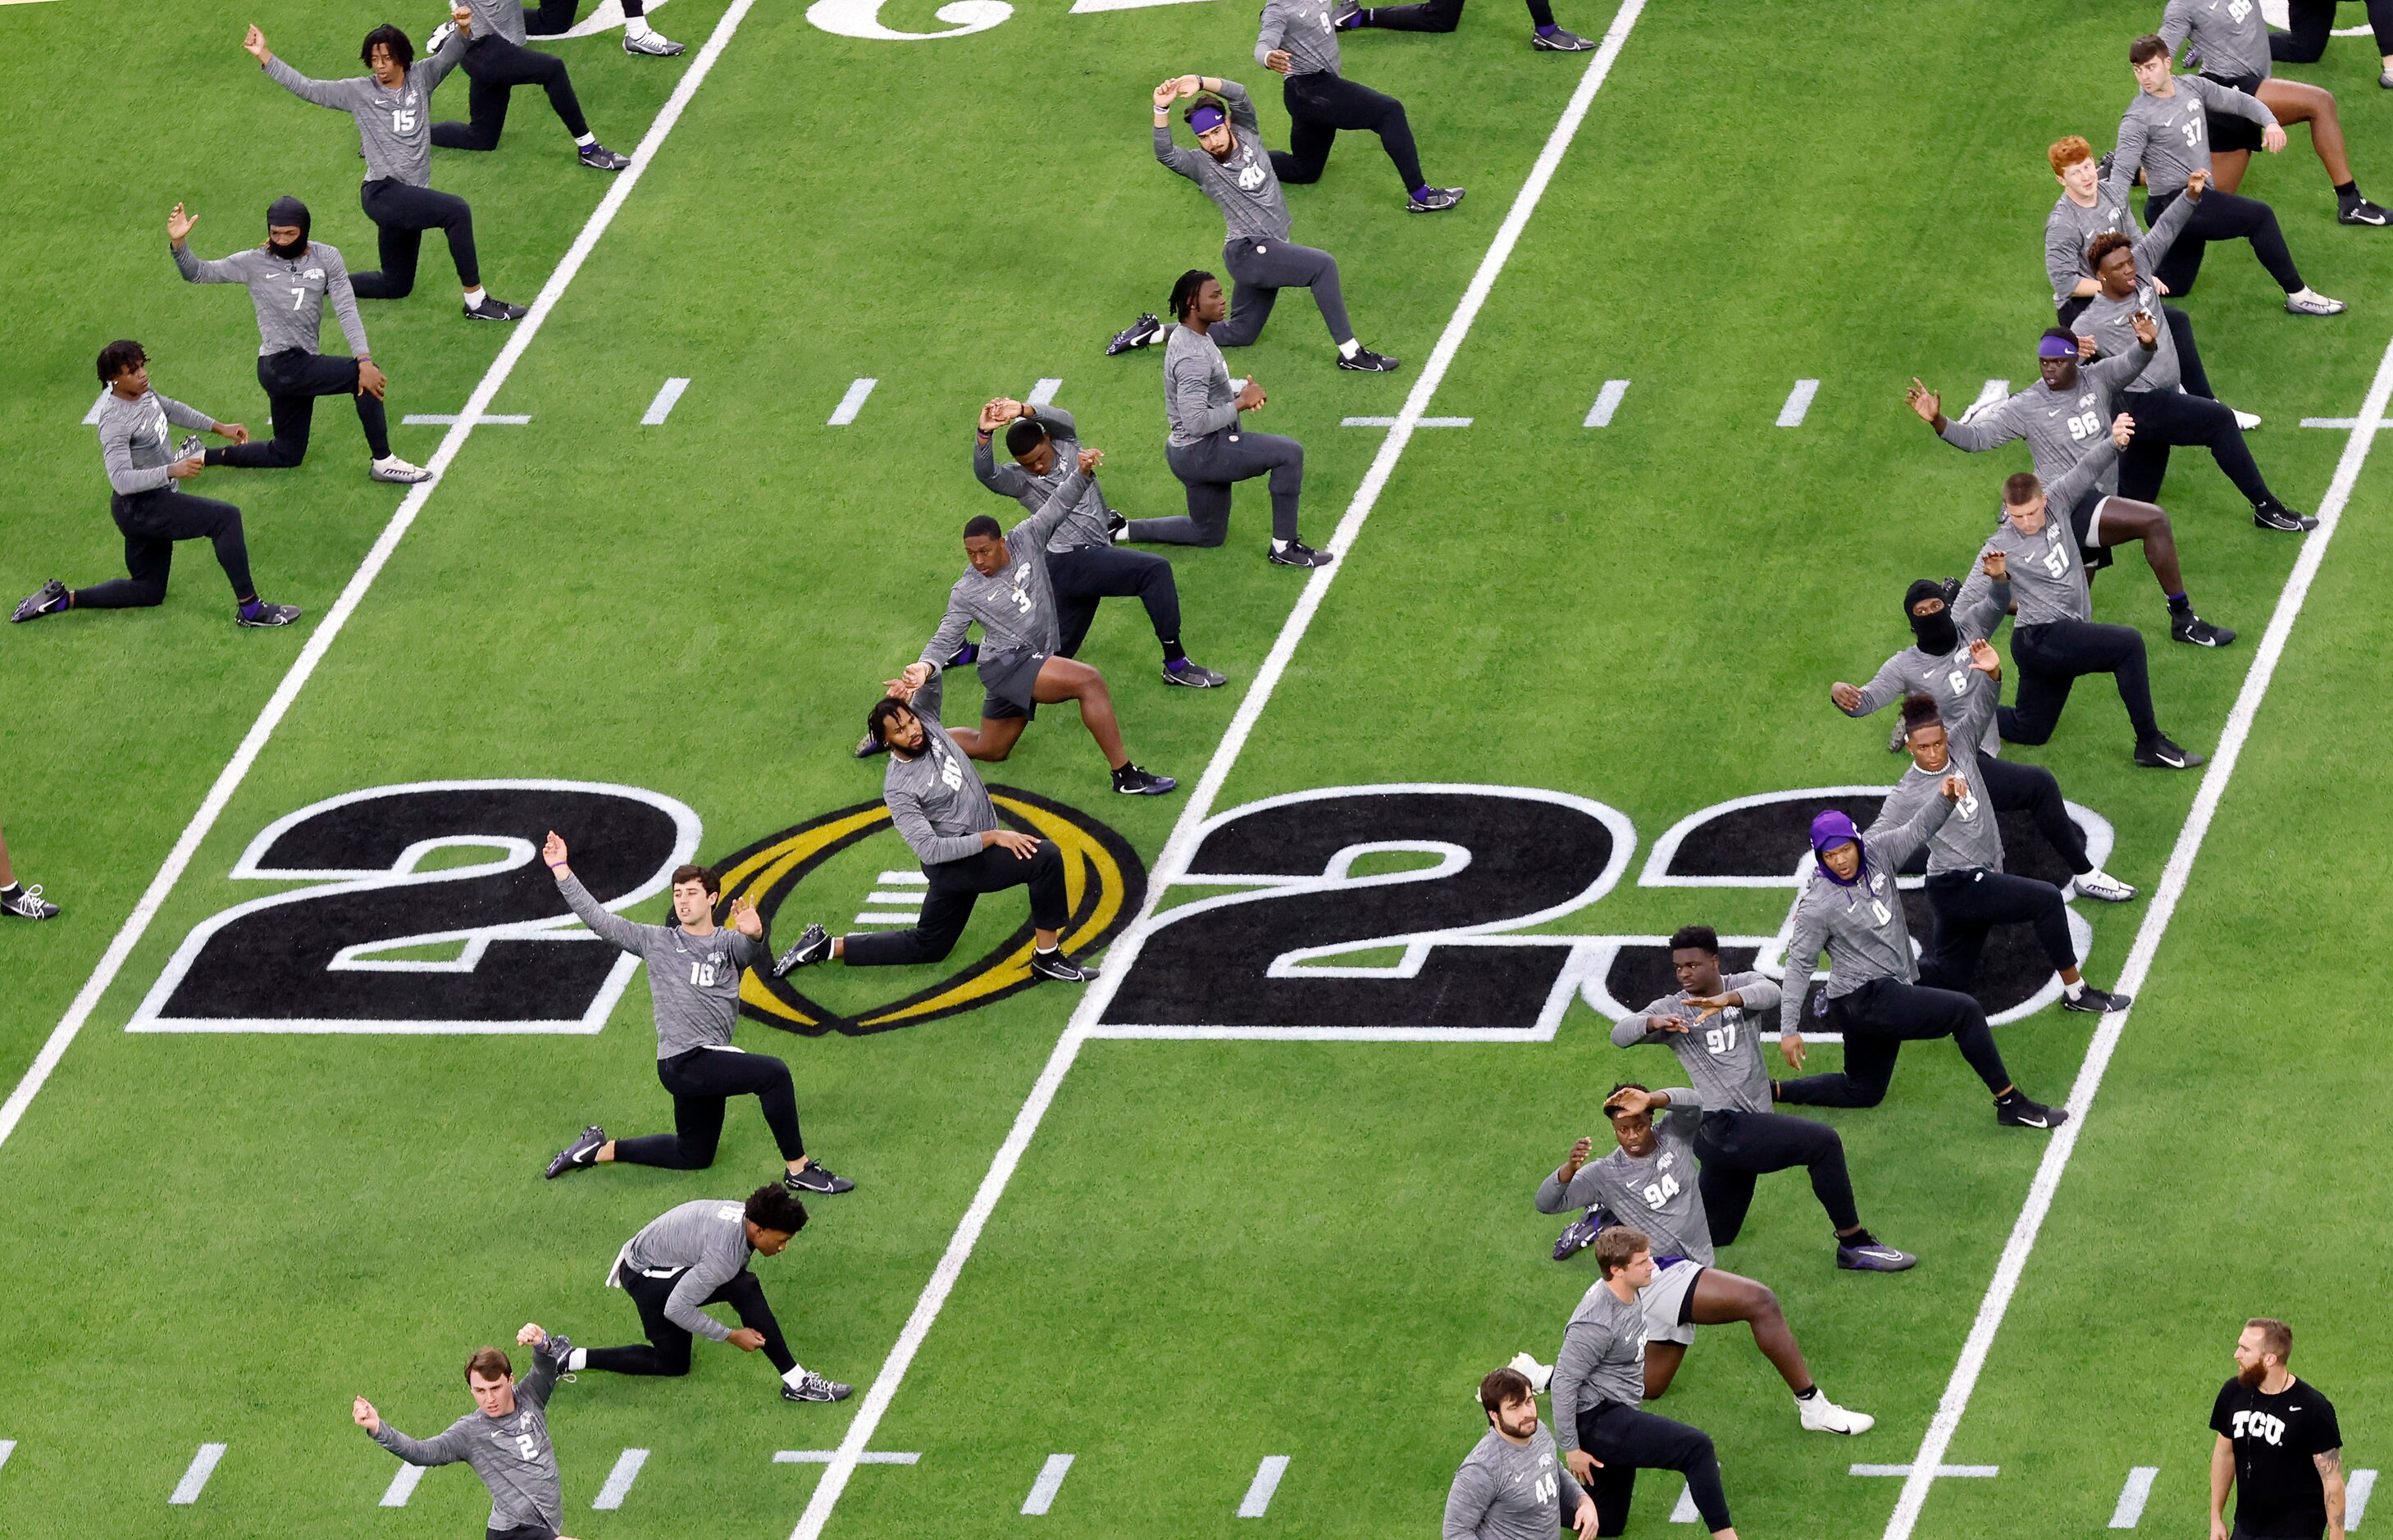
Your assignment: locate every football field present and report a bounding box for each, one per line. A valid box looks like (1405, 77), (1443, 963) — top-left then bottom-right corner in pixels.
(2, 0), (2388, 1535)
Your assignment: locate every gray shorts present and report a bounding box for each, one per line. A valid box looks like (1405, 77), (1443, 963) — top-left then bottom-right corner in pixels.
(978, 646), (1047, 721)
(1638, 1258), (1705, 1346)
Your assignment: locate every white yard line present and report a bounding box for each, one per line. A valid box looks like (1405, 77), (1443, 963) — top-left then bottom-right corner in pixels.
(378, 1462), (424, 1507)
(1881, 323), (2393, 1540)
(1341, 414), (1472, 427)
(1026, 377), (1064, 408)
(167, 1443), (226, 1505)
(0, 0), (765, 1158)
(592, 1447), (649, 1510)
(1776, 378), (1820, 427)
(1020, 1453), (1073, 1515)
(2350, 1468), (2378, 1529)
(782, 7), (1648, 1535)
(827, 377), (877, 426)
(400, 412), (533, 426)
(1584, 378), (1630, 427)
(1236, 1456), (1290, 1518)
(641, 376), (692, 425)
(2108, 1465), (2158, 1529)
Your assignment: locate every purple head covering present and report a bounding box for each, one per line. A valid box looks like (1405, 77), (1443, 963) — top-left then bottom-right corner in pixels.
(1188, 102), (1227, 134)
(1809, 809), (1862, 886)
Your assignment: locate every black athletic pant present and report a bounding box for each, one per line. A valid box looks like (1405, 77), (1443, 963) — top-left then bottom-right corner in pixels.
(1046, 544), (1180, 658)
(433, 34), (590, 152)
(1693, 1107), (1859, 1241)
(1974, 749), (2091, 876)
(353, 178), (481, 298)
(1212, 237), (1353, 348)
(609, 1046), (806, 1169)
(487, 1524), (559, 1540)
(1918, 868), (2076, 996)
(582, 1264), (797, 1376)
(204, 350), (390, 468)
(1777, 976), (2013, 1109)
(2142, 187), (2303, 298)
(524, 0), (645, 31)
(2272, 0), (2393, 60)
(2163, 306), (2214, 399)
(2115, 386), (2270, 505)
(1999, 619), (2158, 747)
(841, 842), (1067, 966)
(1273, 71), (1425, 194)
(1574, 1401), (1730, 1537)
(1364, 0), (1557, 32)
(74, 490), (255, 608)
(1145, 429), (1304, 545)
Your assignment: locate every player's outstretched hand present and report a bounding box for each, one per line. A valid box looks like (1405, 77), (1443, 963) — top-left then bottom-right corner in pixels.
(976, 399), (1009, 434)
(1682, 993), (1734, 1024)
(543, 831), (570, 872)
(896, 660), (934, 694)
(168, 203), (197, 245)
(353, 1396), (381, 1433)
(166, 456), (204, 481)
(2131, 309), (2158, 349)
(357, 360), (388, 399)
(727, 1328), (767, 1352)
(729, 894), (763, 937)
(1967, 638), (2000, 675)
(1649, 1008), (1691, 1033)
(1981, 549), (2008, 581)
(1559, 1136), (1593, 1178)
(1152, 80), (1179, 110)
(1830, 681), (1862, 713)
(2110, 411), (2137, 448)
(1904, 378), (1939, 424)
(451, 2), (474, 33)
(2262, 123), (2287, 154)
(244, 24), (271, 62)
(1603, 1086), (1660, 1120)
(517, 1323), (547, 1347)
(1075, 446), (1103, 475)
(1781, 1030), (1807, 1070)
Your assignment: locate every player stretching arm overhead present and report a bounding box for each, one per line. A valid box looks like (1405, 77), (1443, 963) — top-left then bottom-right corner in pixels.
(356, 1328), (581, 1540)
(523, 0), (686, 54)
(2158, 0), (2388, 224)
(426, 0), (631, 168)
(1255, 0), (1462, 212)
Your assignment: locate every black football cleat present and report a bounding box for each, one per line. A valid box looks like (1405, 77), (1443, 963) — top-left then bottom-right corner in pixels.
(2171, 613), (2236, 647)
(1111, 763), (1177, 796)
(1337, 346), (1400, 372)
(773, 923), (833, 975)
(545, 1124), (607, 1178)
(783, 1371), (854, 1403)
(1268, 540), (1333, 568)
(12, 579), (68, 622)
(2063, 986), (2132, 1014)
(236, 601), (303, 627)
(1106, 312), (1163, 356)
(1996, 1096), (2068, 1130)
(784, 1161), (855, 1195)
(2133, 734), (2204, 770)
(1029, 946), (1095, 982)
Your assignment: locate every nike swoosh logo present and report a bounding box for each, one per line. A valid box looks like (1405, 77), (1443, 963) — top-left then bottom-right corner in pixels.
(2014, 1114), (2051, 1128)
(2157, 752), (2186, 766)
(2047, 409), (2060, 417)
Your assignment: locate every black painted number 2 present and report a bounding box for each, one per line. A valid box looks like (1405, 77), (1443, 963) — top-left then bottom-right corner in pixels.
(130, 781), (699, 1032)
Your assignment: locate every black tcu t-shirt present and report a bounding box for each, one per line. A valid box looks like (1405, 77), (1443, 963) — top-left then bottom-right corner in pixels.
(2210, 1377), (2342, 1538)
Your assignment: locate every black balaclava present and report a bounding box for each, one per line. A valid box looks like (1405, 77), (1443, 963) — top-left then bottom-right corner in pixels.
(1905, 578), (1958, 656)
(267, 196), (311, 261)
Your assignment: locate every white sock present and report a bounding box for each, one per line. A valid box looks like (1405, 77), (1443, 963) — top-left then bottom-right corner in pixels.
(567, 1347), (588, 1372)
(1272, 537), (1292, 552)
(625, 15), (651, 35)
(575, 132), (595, 148)
(2063, 978), (2086, 1000)
(1337, 338), (1360, 359)
(464, 286), (487, 308)
(781, 1363), (810, 1389)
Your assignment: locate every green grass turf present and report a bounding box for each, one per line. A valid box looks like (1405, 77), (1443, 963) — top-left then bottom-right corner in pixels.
(0, 0), (2387, 1533)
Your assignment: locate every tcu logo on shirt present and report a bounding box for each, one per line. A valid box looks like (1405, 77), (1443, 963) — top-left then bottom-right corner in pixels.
(2231, 1410), (2288, 1445)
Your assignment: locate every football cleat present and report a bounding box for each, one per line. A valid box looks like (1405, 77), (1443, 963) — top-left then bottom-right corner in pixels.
(1337, 346), (1400, 372)
(1406, 186), (1465, 212)
(2070, 869), (2138, 903)
(784, 1161), (855, 1195)
(1835, 1237), (1917, 1273)
(1268, 540), (1333, 568)
(784, 1372), (855, 1403)
(1105, 511), (1129, 544)
(465, 294), (529, 321)
(1552, 1207), (1611, 1260)
(1029, 947), (1096, 982)
(236, 602), (303, 627)
(2253, 499), (2318, 532)
(578, 141), (632, 171)
(1332, 0), (1362, 25)
(1798, 1393), (1876, 1435)
(1, 886), (60, 921)
(1996, 1096), (2069, 1130)
(853, 730), (889, 759)
(2134, 735), (2203, 770)
(540, 1331), (575, 1378)
(1161, 658), (1228, 688)
(2171, 613), (2236, 647)
(2230, 407), (2263, 430)
(2338, 198), (2391, 226)
(426, 19), (458, 53)
(773, 923), (833, 976)
(1111, 763), (1177, 796)
(1105, 313), (1163, 356)
(2286, 289), (2348, 317)
(12, 579), (69, 622)
(2063, 986), (2132, 1014)
(1532, 25), (1594, 49)
(622, 29), (686, 55)
(545, 1125), (607, 1178)
(370, 454), (434, 485)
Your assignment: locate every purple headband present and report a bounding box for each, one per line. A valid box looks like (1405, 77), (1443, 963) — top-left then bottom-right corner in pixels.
(1189, 103), (1227, 134)
(2037, 335), (2079, 359)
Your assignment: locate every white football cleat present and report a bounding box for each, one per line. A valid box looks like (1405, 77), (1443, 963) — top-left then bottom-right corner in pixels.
(2286, 288), (2348, 317)
(622, 28), (686, 55)
(1508, 1351), (1554, 1396)
(1798, 1392), (1874, 1434)
(2071, 868), (2138, 903)
(370, 453), (434, 485)
(2231, 407), (2262, 430)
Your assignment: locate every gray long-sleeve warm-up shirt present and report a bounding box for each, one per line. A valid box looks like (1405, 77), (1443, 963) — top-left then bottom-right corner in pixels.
(174, 240), (371, 358)
(262, 27), (469, 188)
(1155, 79), (1292, 244)
(458, 0), (531, 45)
(615, 1199), (760, 1342)
(919, 465), (1088, 663)
(1547, 1279), (1651, 1454)
(1443, 1425), (1587, 1540)
(96, 388), (216, 497)
(367, 1339), (565, 1535)
(1880, 760), (2003, 875)
(556, 872), (763, 1058)
(1165, 323), (1240, 447)
(1937, 340), (2152, 492)
(1840, 575), (2012, 758)
(2161, 0), (2275, 83)
(881, 669), (1002, 868)
(1257, 0), (1343, 77)
(2112, 74), (2276, 198)
(1534, 1091), (1712, 1264)
(2072, 194), (2200, 393)
(1611, 974), (1784, 1114)
(1779, 797), (1958, 1033)
(973, 407), (1117, 554)
(1954, 438), (2123, 629)
(2045, 185), (2146, 306)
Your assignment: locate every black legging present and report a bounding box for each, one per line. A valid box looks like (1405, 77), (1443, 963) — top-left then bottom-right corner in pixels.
(1046, 544), (1181, 658)
(2115, 387), (2272, 505)
(353, 178), (480, 298)
(2142, 187), (2304, 298)
(1693, 1107), (1859, 1241)
(1918, 868), (2076, 996)
(840, 842), (1068, 967)
(523, 0), (646, 31)
(1999, 620), (2158, 747)
(582, 1264), (795, 1376)
(1144, 429), (1306, 545)
(205, 350), (390, 467)
(1777, 976), (2013, 1109)
(609, 1046), (806, 1169)
(1574, 1401), (1730, 1537)
(1361, 0), (1557, 31)
(2163, 305), (2214, 399)
(1273, 71), (1425, 193)
(2272, 0), (2393, 61)
(1974, 749), (2091, 876)
(74, 490), (255, 608)
(432, 34), (590, 151)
